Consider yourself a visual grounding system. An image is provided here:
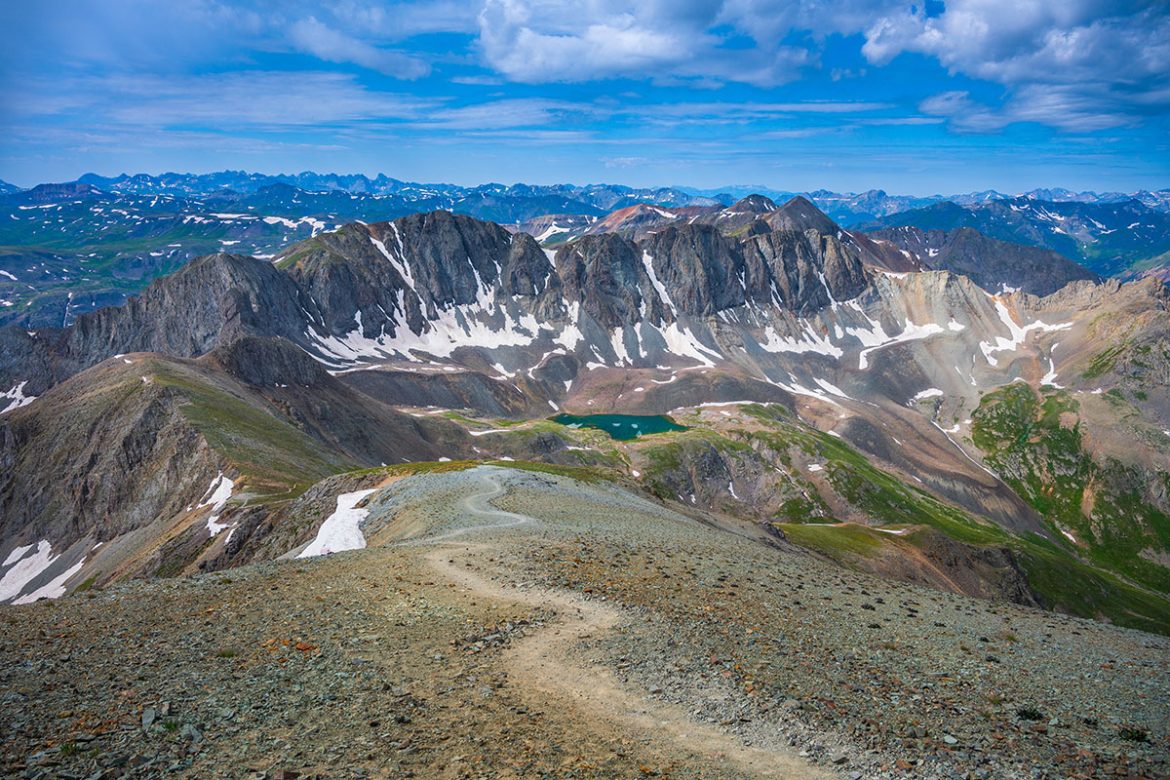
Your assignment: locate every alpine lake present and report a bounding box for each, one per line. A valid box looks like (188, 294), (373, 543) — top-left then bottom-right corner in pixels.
(550, 413), (688, 441)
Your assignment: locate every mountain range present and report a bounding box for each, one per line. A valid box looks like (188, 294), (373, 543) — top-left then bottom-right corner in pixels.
(2, 190), (1168, 636)
(2, 173), (1167, 331)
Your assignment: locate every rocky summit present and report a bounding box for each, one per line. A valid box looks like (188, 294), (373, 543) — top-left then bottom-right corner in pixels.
(2, 192), (1169, 779)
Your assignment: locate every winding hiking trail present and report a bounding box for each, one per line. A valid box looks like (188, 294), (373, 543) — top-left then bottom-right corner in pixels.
(414, 470), (831, 779)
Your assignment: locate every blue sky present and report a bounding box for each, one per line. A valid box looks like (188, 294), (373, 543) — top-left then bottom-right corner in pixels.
(0, 1), (1167, 194)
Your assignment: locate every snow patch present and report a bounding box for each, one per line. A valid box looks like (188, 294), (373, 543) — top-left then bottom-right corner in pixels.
(198, 473), (235, 536)
(3, 544), (34, 567)
(1, 381), (36, 414)
(297, 489), (378, 558)
(979, 298), (1072, 367)
(0, 540), (83, 603)
(1041, 357), (1063, 388)
(854, 319), (945, 370)
(13, 557), (85, 604)
(642, 251), (676, 315)
(759, 322), (843, 359)
(911, 388), (944, 402)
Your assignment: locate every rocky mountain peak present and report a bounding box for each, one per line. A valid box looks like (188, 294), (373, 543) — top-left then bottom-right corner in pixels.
(17, 182), (102, 203)
(66, 252), (307, 366)
(765, 195), (841, 235)
(729, 194), (779, 213)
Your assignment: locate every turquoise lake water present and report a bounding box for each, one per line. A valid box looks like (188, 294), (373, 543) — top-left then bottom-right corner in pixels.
(551, 413), (688, 441)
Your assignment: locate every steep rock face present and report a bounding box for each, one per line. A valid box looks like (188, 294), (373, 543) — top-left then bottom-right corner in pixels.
(741, 229), (869, 312)
(0, 326), (62, 398)
(868, 226), (1100, 295)
(641, 224), (746, 315)
(1, 254), (310, 399)
(686, 195), (921, 273)
(0, 360), (222, 555)
(283, 223), (421, 339)
(391, 211), (522, 312)
(65, 253), (306, 364)
(284, 212), (561, 344)
(0, 207), (883, 399)
(555, 233), (660, 328)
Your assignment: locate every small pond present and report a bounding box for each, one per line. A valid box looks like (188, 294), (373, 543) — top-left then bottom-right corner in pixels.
(551, 413), (688, 441)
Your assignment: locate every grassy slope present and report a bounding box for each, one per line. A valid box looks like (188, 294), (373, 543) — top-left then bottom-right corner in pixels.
(629, 402), (1170, 635)
(151, 362), (355, 498)
(971, 384), (1170, 593)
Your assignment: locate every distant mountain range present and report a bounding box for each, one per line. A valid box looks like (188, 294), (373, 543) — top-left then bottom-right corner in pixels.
(9, 170), (1167, 219)
(1, 172), (1167, 329)
(859, 198), (1170, 278)
(679, 184), (1170, 223)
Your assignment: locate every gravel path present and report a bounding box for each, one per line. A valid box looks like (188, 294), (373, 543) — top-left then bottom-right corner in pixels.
(418, 470), (830, 779)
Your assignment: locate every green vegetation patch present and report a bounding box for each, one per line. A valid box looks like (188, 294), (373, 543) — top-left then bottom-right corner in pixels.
(972, 384), (1170, 595)
(776, 523), (887, 560)
(153, 363), (353, 495)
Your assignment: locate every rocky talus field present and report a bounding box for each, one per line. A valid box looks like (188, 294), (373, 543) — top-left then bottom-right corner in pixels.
(3, 467), (1167, 780)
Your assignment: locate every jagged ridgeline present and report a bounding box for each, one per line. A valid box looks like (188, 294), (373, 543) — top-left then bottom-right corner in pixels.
(1, 196), (1169, 637)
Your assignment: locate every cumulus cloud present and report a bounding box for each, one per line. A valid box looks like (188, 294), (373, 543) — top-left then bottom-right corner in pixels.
(863, 0), (1168, 83)
(468, 0), (1168, 130)
(865, 0), (1170, 131)
(474, 0), (873, 86)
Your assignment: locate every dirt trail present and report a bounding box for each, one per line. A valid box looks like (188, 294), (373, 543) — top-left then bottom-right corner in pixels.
(418, 471), (831, 779)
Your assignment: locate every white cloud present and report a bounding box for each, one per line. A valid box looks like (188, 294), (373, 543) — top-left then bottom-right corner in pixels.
(10, 72), (438, 129)
(864, 0), (1170, 131)
(474, 0), (847, 86)
(864, 1), (1169, 84)
(289, 16), (430, 78)
(324, 1), (481, 39)
(412, 98), (600, 130)
(919, 86), (1135, 133)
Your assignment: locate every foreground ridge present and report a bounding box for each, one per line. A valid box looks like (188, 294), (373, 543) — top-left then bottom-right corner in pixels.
(2, 466), (1166, 778)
